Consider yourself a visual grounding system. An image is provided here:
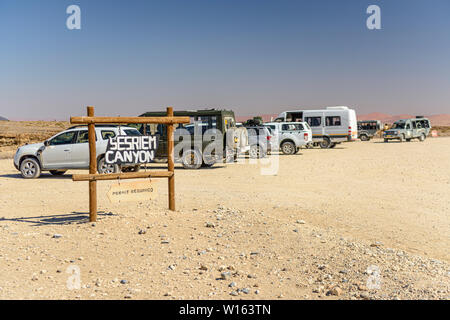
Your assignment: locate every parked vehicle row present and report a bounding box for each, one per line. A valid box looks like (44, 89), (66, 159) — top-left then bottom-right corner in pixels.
(12, 107), (432, 178)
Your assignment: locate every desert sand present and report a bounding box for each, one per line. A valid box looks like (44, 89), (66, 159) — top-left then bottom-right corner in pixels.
(0, 137), (449, 299)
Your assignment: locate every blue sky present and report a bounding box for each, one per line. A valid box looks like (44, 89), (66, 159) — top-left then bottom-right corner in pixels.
(1, 0), (449, 120)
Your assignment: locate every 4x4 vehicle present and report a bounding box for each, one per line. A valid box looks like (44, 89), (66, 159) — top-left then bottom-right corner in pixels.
(136, 109), (249, 169)
(263, 122), (312, 155)
(14, 125), (142, 179)
(383, 117), (431, 143)
(244, 126), (272, 158)
(357, 120), (382, 141)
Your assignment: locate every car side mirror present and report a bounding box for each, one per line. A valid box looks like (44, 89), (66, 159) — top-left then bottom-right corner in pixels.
(44, 140), (49, 146)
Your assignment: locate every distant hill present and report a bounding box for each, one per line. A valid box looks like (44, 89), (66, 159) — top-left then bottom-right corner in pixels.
(0, 116), (9, 121)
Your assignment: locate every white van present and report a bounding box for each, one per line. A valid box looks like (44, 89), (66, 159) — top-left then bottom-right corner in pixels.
(274, 106), (358, 148)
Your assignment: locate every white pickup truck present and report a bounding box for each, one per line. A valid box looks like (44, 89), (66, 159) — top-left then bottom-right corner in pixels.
(263, 122), (312, 155)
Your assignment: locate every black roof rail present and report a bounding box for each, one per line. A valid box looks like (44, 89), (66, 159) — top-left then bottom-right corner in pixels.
(67, 124), (125, 130)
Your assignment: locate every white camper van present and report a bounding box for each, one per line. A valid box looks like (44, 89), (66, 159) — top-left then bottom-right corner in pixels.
(274, 106), (358, 148)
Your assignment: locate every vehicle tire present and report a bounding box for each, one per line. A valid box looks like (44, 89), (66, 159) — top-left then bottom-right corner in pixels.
(399, 134), (405, 143)
(419, 133), (426, 142)
(249, 145), (265, 159)
(330, 143), (337, 148)
(50, 170), (66, 176)
(181, 149), (202, 169)
(20, 158), (41, 179)
(384, 138), (389, 143)
(319, 137), (331, 149)
(406, 138), (411, 142)
(281, 141), (296, 155)
(97, 157), (119, 174)
(360, 134), (369, 141)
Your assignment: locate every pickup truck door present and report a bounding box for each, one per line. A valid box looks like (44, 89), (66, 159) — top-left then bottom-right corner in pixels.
(41, 131), (77, 169)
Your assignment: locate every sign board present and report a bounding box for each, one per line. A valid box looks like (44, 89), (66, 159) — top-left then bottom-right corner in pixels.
(107, 180), (157, 203)
(105, 135), (158, 164)
(431, 130), (438, 137)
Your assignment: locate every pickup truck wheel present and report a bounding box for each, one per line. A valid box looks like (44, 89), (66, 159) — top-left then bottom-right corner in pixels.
(360, 134), (369, 141)
(399, 134), (405, 142)
(181, 149), (202, 169)
(20, 158), (41, 179)
(97, 157), (119, 174)
(50, 170), (67, 176)
(281, 141), (295, 155)
(319, 137), (331, 149)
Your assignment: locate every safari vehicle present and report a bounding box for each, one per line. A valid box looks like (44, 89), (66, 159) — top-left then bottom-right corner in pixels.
(357, 120), (382, 141)
(263, 122), (312, 155)
(383, 117), (431, 143)
(274, 106), (358, 148)
(13, 125), (142, 179)
(136, 109), (249, 169)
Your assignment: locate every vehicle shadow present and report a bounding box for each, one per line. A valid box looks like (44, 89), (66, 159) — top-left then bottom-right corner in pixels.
(0, 211), (115, 226)
(0, 173), (73, 180)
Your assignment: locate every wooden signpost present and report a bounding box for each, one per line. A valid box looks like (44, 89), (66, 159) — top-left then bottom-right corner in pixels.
(71, 106), (190, 222)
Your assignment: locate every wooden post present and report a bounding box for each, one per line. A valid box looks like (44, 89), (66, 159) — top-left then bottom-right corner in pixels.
(167, 107), (175, 211)
(87, 106), (97, 222)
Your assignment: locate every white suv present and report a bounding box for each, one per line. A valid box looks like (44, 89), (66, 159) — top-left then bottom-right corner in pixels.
(263, 122), (312, 155)
(14, 125), (142, 179)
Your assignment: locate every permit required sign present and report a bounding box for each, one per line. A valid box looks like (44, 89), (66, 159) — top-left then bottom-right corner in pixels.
(105, 135), (159, 164)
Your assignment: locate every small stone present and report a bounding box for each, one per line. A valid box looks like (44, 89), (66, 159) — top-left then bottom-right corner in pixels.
(52, 234), (62, 239)
(296, 220), (306, 224)
(220, 272), (231, 280)
(199, 265), (208, 271)
(228, 282), (237, 288)
(138, 230), (146, 235)
(230, 291), (238, 296)
(120, 279), (128, 284)
(206, 222), (215, 228)
(40, 270), (47, 274)
(241, 288), (250, 294)
(327, 287), (342, 296)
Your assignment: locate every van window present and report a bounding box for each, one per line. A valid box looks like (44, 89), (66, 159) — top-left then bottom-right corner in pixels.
(305, 117), (321, 127)
(325, 116), (341, 126)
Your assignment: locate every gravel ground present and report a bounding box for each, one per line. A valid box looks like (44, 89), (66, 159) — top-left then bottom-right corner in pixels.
(0, 137), (449, 299)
